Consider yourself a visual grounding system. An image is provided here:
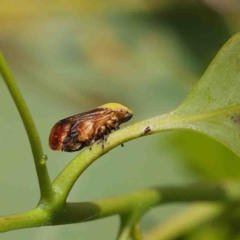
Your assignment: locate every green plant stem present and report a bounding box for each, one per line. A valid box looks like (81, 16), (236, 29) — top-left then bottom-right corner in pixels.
(131, 224), (143, 240)
(0, 208), (50, 233)
(117, 214), (141, 240)
(0, 52), (53, 202)
(51, 182), (240, 226)
(0, 182), (235, 233)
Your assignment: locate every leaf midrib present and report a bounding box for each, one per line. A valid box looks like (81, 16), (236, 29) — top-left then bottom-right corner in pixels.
(148, 104), (240, 133)
(173, 104), (240, 124)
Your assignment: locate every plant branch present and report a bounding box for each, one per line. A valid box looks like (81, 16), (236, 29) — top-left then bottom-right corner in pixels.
(131, 224), (143, 240)
(0, 208), (50, 233)
(117, 214), (141, 240)
(51, 182), (240, 226)
(1, 182), (240, 232)
(0, 52), (53, 202)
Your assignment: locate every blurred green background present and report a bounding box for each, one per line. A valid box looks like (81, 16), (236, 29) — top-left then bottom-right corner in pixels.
(1, 0), (240, 239)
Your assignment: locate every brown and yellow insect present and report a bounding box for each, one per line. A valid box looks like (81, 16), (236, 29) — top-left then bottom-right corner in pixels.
(49, 103), (133, 152)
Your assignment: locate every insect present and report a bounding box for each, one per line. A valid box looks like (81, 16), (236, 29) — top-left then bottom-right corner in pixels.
(49, 103), (133, 152)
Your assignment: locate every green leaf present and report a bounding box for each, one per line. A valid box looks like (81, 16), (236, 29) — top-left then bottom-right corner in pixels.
(164, 131), (240, 179)
(170, 33), (240, 157)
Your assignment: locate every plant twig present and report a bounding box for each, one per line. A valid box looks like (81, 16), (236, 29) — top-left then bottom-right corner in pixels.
(117, 214), (142, 240)
(131, 224), (143, 240)
(50, 182), (240, 227)
(1, 182), (240, 232)
(0, 182), (235, 233)
(0, 52), (53, 202)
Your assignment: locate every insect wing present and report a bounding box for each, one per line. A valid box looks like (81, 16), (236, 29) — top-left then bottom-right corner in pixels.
(49, 108), (113, 151)
(59, 108), (111, 124)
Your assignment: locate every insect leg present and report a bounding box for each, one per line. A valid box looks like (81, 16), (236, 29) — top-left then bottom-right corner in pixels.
(89, 139), (95, 150)
(97, 128), (109, 148)
(97, 134), (106, 149)
(104, 134), (108, 141)
(104, 126), (112, 140)
(101, 138), (105, 148)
